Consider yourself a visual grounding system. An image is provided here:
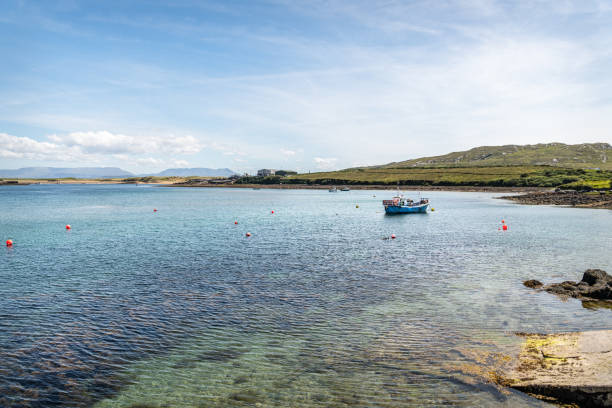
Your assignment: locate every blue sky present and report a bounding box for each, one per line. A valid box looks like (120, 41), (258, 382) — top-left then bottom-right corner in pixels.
(1, 0), (611, 173)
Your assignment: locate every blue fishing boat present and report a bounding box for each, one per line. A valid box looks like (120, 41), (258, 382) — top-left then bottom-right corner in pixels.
(382, 194), (429, 214)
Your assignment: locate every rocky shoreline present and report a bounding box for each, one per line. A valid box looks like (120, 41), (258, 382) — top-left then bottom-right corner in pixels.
(504, 330), (612, 407)
(494, 270), (612, 407)
(499, 191), (612, 209)
(524, 269), (612, 304)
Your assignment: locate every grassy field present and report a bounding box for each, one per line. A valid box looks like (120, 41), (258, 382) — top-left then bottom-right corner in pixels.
(279, 166), (612, 190)
(382, 143), (612, 170)
(4, 166), (611, 191)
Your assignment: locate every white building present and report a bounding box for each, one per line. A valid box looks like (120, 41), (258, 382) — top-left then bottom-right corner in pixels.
(257, 169), (276, 177)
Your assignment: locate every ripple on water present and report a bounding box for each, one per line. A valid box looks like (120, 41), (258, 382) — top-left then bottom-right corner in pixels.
(0, 185), (610, 407)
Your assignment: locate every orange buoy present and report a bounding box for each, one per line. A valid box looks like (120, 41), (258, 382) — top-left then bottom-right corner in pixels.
(234, 221), (238, 225)
(501, 219), (505, 224)
(65, 225), (71, 230)
(246, 232), (252, 237)
(6, 239), (13, 247)
(502, 225), (508, 231)
(391, 234), (396, 239)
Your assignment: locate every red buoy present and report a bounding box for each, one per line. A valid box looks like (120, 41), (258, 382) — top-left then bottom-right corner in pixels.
(153, 209), (157, 212)
(502, 225), (508, 231)
(391, 234), (396, 239)
(6, 239), (13, 247)
(246, 232), (252, 237)
(271, 210), (274, 214)
(65, 225), (71, 230)
(234, 221), (238, 225)
(501, 219), (505, 224)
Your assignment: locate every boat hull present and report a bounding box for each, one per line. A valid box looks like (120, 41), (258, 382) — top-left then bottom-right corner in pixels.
(384, 203), (429, 214)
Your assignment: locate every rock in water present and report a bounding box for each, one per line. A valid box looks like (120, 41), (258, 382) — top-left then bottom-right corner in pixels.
(523, 280), (543, 289)
(582, 269), (612, 286)
(525, 269), (612, 302)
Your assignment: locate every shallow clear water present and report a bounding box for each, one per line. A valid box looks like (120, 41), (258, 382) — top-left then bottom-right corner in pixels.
(0, 185), (610, 407)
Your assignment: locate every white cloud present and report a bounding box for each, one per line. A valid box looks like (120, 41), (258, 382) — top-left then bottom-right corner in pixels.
(173, 159), (190, 167)
(4, 1), (612, 172)
(314, 157), (337, 170)
(281, 148), (296, 156)
(210, 142), (247, 157)
(0, 131), (204, 170)
(0, 132), (79, 160)
(48, 131), (204, 155)
(201, 31), (612, 169)
(136, 157), (165, 166)
(134, 157), (191, 170)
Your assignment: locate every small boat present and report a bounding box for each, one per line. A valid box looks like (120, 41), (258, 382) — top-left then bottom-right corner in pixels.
(340, 186), (350, 192)
(328, 186), (338, 192)
(382, 193), (429, 214)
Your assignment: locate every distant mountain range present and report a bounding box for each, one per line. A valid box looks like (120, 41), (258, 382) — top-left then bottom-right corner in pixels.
(0, 167), (237, 178)
(377, 142), (611, 170)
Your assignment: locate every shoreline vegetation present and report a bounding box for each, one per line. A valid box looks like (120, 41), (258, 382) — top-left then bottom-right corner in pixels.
(2, 164), (611, 207)
(0, 161), (599, 201)
(1, 165), (610, 188)
(167, 183), (548, 192)
(2, 144), (610, 191)
(0, 178), (548, 192)
(275, 166), (610, 190)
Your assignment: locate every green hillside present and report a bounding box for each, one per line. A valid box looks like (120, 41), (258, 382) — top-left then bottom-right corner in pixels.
(285, 166), (611, 190)
(277, 143), (612, 190)
(380, 143), (611, 170)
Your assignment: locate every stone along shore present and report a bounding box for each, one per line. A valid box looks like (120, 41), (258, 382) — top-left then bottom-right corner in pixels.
(499, 190), (612, 209)
(500, 270), (612, 407)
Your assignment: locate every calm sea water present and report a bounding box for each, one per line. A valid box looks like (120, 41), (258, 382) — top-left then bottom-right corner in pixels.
(0, 184), (610, 407)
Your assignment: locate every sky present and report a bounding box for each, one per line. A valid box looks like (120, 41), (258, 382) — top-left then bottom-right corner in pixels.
(1, 0), (612, 174)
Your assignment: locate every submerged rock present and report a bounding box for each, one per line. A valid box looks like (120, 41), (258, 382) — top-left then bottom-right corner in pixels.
(526, 269), (612, 302)
(198, 349), (243, 362)
(229, 389), (261, 404)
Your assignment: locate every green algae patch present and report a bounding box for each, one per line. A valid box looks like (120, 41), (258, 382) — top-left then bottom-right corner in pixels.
(516, 333), (579, 371)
